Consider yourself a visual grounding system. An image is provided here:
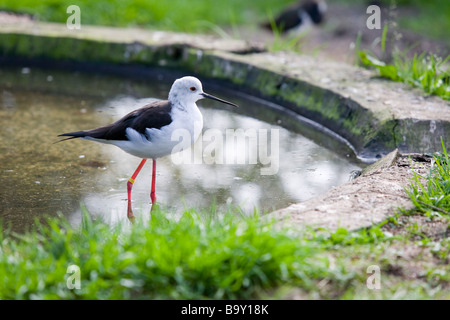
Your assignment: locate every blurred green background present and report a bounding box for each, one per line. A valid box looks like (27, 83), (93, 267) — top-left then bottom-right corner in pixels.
(0, 0), (293, 32)
(0, 0), (449, 43)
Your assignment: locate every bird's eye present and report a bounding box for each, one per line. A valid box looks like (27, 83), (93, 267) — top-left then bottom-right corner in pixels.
(190, 87), (196, 92)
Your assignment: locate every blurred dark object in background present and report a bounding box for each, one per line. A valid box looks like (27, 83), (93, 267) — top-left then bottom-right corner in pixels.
(262, 0), (327, 33)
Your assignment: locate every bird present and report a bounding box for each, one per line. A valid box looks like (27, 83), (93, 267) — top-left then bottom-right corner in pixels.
(58, 76), (239, 222)
(262, 0), (327, 34)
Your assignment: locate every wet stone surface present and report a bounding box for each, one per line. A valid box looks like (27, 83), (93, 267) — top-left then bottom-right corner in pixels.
(270, 150), (432, 232)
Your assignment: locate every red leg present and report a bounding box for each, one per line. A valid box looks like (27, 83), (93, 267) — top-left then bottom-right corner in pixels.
(127, 158), (147, 222)
(150, 159), (157, 206)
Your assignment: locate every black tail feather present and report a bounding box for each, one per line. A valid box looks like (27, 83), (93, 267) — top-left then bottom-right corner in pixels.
(55, 131), (87, 144)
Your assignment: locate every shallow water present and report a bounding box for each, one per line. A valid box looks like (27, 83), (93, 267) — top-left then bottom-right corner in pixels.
(0, 66), (363, 232)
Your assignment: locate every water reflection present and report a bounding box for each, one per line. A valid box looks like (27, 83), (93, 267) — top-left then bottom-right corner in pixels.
(69, 96), (362, 225)
(0, 67), (363, 232)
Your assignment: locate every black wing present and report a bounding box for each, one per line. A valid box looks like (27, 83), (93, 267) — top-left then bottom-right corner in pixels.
(58, 100), (173, 142)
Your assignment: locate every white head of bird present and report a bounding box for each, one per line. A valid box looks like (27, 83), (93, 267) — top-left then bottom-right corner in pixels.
(168, 76), (238, 109)
(168, 76), (203, 104)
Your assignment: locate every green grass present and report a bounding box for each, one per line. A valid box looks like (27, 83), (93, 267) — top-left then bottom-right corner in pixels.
(0, 207), (325, 299)
(0, 0), (293, 34)
(359, 50), (450, 100)
(406, 138), (450, 217)
(358, 25), (450, 101)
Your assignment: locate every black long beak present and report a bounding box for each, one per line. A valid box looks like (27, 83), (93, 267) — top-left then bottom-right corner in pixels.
(201, 92), (239, 108)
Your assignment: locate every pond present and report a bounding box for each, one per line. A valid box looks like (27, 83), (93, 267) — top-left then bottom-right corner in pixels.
(0, 66), (363, 232)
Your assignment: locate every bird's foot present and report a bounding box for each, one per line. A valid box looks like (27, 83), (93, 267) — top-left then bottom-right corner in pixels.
(128, 215), (136, 224)
(127, 202), (135, 224)
(150, 202), (159, 213)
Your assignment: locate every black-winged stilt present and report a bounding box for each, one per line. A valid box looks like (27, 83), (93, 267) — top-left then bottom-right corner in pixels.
(58, 76), (238, 221)
(263, 0), (327, 34)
